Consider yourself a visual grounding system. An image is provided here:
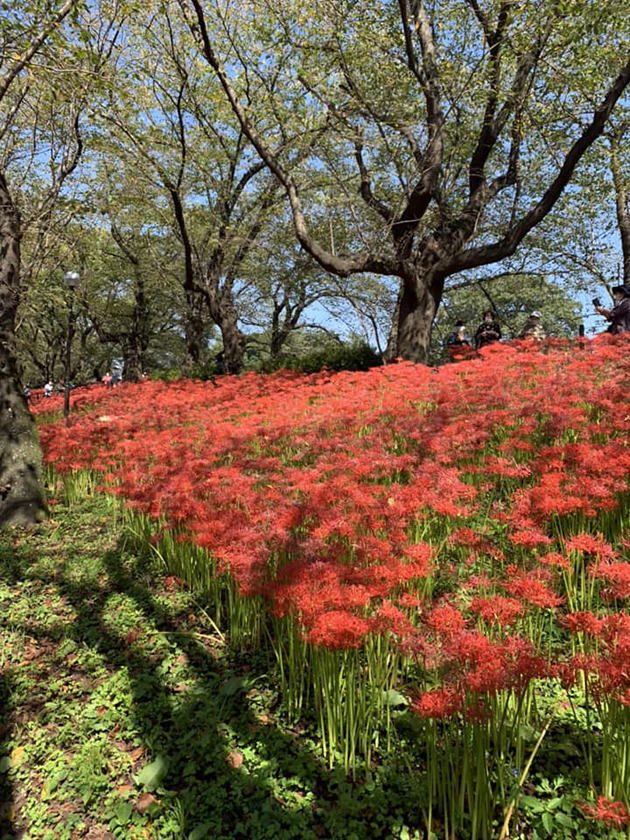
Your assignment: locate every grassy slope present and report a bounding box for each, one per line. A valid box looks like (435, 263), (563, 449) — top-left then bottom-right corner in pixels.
(0, 496), (421, 840)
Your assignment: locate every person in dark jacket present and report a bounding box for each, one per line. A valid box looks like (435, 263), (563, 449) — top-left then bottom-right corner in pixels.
(595, 284), (630, 334)
(445, 320), (472, 362)
(446, 320), (471, 348)
(474, 310), (502, 349)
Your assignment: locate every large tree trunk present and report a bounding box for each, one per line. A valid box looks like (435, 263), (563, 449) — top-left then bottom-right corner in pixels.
(182, 288), (207, 376)
(393, 275), (440, 364)
(121, 341), (142, 383)
(269, 327), (289, 359)
(208, 288), (245, 374)
(218, 308), (245, 374)
(0, 173), (47, 525)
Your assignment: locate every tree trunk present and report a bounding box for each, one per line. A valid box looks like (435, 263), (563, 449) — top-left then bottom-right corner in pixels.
(208, 288), (245, 374)
(122, 342), (142, 382)
(0, 173), (47, 525)
(182, 288), (207, 376)
(219, 313), (245, 374)
(384, 285), (402, 363)
(393, 275), (440, 364)
(269, 328), (288, 359)
(610, 131), (630, 285)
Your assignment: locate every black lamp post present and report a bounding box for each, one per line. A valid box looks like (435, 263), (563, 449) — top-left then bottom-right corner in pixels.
(63, 271), (80, 424)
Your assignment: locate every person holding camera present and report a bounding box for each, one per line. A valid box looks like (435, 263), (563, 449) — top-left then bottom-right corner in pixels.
(594, 284), (630, 334)
(474, 310), (502, 349)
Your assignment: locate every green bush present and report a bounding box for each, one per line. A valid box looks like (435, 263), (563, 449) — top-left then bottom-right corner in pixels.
(260, 340), (382, 374)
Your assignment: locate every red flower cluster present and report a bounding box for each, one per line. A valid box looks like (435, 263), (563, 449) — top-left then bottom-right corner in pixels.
(582, 796), (629, 828)
(38, 337), (630, 748)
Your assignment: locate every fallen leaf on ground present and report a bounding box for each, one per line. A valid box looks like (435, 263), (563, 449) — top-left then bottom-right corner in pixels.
(136, 793), (159, 814)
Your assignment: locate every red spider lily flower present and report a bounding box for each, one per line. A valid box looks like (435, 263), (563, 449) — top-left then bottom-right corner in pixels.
(591, 562), (630, 600)
(373, 601), (414, 638)
(306, 610), (373, 649)
(447, 527), (489, 550)
(582, 796), (629, 828)
(410, 686), (464, 720)
(561, 612), (604, 637)
(538, 551), (570, 571)
(504, 570), (564, 610)
(425, 603), (467, 639)
(469, 595), (524, 627)
(564, 533), (617, 560)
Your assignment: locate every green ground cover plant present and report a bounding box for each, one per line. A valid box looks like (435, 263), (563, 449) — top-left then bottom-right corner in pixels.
(0, 497), (426, 840)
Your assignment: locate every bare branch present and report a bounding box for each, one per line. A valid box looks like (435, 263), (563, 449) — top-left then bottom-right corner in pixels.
(354, 143), (395, 223)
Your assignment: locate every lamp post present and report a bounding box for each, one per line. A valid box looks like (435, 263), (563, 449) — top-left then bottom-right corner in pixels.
(63, 271), (80, 424)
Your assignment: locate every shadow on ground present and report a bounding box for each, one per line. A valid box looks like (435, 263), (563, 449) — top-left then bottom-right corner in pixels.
(0, 670), (14, 836)
(0, 514), (422, 840)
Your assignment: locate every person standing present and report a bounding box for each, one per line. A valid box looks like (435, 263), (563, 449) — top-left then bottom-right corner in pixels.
(594, 284), (630, 334)
(43, 380), (53, 398)
(519, 312), (546, 340)
(474, 310), (502, 349)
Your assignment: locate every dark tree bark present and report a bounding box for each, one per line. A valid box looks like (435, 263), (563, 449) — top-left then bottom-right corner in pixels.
(609, 128), (630, 285)
(121, 342), (142, 383)
(0, 173), (46, 525)
(218, 313), (245, 374)
(207, 291), (245, 373)
(181, 286), (207, 375)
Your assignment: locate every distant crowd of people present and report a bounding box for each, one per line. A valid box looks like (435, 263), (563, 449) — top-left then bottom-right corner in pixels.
(445, 283), (630, 360)
(24, 366), (128, 402)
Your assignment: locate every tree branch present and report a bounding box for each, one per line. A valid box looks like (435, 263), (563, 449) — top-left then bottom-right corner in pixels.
(609, 127), (630, 282)
(442, 54), (630, 275)
(180, 0), (393, 278)
(354, 143), (395, 222)
(0, 0), (80, 104)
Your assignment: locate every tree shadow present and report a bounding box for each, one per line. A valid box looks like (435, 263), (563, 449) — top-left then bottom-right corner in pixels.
(0, 670), (15, 837)
(0, 530), (424, 840)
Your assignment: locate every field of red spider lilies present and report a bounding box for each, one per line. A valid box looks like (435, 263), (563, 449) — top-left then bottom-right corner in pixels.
(37, 337), (630, 839)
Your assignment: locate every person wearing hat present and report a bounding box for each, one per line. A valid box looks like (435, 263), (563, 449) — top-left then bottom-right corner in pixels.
(519, 311), (546, 340)
(595, 284), (630, 334)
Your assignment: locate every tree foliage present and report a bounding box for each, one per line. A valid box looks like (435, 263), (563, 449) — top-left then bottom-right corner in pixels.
(181, 0), (630, 361)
